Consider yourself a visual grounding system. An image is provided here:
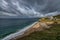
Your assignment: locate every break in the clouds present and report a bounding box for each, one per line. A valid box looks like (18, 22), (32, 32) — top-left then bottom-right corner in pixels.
(0, 0), (60, 18)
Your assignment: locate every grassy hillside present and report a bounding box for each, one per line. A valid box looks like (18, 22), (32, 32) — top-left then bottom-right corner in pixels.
(17, 15), (60, 40)
(17, 24), (60, 40)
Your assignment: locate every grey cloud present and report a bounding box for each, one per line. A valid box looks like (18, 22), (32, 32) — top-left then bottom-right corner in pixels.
(0, 0), (60, 18)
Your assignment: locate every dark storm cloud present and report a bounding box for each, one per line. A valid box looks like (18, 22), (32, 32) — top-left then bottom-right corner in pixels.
(0, 0), (60, 18)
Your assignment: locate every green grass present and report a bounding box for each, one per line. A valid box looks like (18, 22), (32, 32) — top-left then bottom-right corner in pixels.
(17, 15), (60, 40)
(17, 24), (60, 40)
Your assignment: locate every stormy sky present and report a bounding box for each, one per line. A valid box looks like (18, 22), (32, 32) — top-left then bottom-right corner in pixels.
(0, 0), (60, 18)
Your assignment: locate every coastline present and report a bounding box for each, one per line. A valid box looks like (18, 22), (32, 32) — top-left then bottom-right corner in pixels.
(2, 20), (55, 40)
(16, 21), (54, 40)
(2, 15), (60, 40)
(2, 21), (38, 40)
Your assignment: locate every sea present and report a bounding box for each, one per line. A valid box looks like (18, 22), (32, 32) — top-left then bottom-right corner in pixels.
(0, 0), (60, 40)
(0, 18), (38, 40)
